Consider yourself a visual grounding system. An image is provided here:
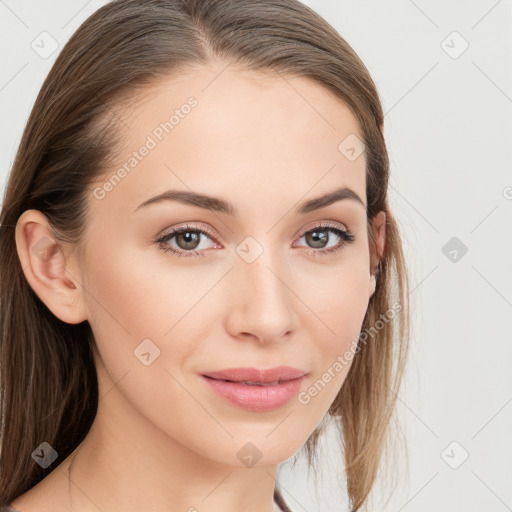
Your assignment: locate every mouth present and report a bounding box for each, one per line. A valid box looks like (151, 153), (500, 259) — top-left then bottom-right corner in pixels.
(200, 369), (307, 412)
(201, 365), (308, 384)
(202, 375), (287, 386)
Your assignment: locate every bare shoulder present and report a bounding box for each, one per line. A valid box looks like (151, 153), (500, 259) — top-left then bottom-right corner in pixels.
(9, 463), (70, 512)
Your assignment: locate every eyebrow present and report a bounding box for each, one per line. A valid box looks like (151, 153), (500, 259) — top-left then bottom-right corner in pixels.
(133, 186), (366, 216)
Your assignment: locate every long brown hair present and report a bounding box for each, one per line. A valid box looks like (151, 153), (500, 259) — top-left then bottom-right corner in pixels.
(0, 1), (410, 510)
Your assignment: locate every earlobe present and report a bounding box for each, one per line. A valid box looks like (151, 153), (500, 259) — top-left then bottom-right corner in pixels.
(15, 209), (88, 324)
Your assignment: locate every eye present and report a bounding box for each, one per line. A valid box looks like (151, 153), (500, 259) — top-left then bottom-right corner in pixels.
(293, 220), (355, 257)
(155, 224), (219, 258)
(155, 221), (355, 258)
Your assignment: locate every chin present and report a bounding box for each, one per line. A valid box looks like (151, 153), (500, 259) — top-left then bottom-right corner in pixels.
(206, 431), (306, 469)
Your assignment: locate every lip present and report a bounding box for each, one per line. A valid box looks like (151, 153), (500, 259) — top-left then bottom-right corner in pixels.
(202, 366), (307, 383)
(200, 366), (308, 412)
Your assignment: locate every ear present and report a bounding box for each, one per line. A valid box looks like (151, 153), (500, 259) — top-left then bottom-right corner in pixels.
(369, 210), (386, 298)
(15, 209), (88, 324)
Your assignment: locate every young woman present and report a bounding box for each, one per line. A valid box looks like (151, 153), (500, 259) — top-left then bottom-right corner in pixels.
(0, 1), (410, 511)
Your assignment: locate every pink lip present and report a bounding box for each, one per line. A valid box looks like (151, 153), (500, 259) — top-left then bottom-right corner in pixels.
(202, 366), (307, 383)
(200, 366), (308, 412)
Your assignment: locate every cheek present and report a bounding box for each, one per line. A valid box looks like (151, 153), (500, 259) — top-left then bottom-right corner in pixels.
(81, 240), (217, 377)
(305, 263), (370, 343)
(80, 239), (160, 374)
(81, 245), (213, 440)
(83, 237), (190, 337)
(300, 265), (369, 393)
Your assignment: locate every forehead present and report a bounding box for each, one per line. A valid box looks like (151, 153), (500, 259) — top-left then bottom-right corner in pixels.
(94, 64), (367, 218)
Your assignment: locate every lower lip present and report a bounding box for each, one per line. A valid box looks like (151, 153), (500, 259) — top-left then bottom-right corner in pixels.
(201, 375), (305, 412)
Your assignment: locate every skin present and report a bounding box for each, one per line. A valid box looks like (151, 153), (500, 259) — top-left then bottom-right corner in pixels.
(13, 61), (385, 512)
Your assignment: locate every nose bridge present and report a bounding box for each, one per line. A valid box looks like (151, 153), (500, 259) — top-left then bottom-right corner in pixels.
(227, 237), (297, 341)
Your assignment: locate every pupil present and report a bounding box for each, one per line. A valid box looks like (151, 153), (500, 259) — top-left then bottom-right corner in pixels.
(308, 230), (327, 248)
(179, 231), (200, 249)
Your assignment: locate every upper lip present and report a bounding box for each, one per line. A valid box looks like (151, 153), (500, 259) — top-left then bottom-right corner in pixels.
(202, 366), (307, 383)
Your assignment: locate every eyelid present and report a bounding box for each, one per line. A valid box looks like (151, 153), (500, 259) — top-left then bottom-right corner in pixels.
(294, 219), (348, 239)
(158, 220), (349, 245)
(158, 222), (217, 241)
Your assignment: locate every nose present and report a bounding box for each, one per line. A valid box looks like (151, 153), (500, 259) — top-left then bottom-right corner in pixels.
(225, 249), (299, 344)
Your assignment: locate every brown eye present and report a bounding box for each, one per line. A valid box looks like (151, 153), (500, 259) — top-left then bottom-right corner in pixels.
(295, 222), (355, 256)
(156, 224), (218, 258)
(305, 229), (330, 249)
(174, 230), (201, 250)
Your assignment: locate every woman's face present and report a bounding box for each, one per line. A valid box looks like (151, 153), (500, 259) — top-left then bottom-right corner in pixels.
(76, 63), (383, 467)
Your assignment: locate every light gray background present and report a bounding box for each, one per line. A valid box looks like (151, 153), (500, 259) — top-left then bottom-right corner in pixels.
(1, 1), (511, 511)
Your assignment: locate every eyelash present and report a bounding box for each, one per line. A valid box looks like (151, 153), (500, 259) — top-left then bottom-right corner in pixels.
(155, 221), (355, 259)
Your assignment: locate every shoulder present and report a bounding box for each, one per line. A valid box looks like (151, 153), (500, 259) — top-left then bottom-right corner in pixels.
(6, 464), (70, 512)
